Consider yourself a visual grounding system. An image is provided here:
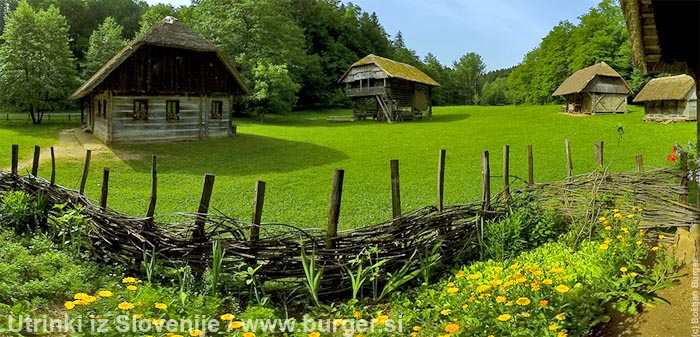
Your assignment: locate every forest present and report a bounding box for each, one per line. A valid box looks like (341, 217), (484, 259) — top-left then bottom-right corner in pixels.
(0, 0), (648, 121)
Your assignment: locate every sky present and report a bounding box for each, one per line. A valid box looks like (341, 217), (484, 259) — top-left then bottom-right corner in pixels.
(145, 0), (602, 71)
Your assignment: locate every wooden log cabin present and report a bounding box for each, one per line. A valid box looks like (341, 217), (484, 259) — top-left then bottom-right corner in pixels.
(69, 17), (250, 144)
(552, 62), (632, 114)
(634, 74), (697, 122)
(338, 54), (439, 123)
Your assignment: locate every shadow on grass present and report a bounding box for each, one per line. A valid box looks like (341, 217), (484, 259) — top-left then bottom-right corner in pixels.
(237, 111), (471, 128)
(111, 133), (348, 177)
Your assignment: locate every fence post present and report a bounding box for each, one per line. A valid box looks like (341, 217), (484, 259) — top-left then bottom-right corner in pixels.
(31, 145), (40, 176)
(527, 145), (534, 185)
(481, 151), (491, 211)
(11, 144), (18, 175)
(595, 141), (604, 167)
(680, 152), (690, 205)
(565, 139), (573, 178)
(326, 169), (344, 250)
(390, 159), (401, 219)
(79, 150), (91, 195)
(437, 149), (446, 212)
(100, 168), (110, 209)
(50, 147), (56, 185)
(145, 155), (157, 230)
(503, 145), (510, 201)
(194, 174), (215, 239)
(636, 154), (644, 172)
(250, 180), (266, 243)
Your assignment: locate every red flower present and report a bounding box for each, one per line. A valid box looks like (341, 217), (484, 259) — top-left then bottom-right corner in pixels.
(672, 146), (678, 153)
(667, 153), (678, 163)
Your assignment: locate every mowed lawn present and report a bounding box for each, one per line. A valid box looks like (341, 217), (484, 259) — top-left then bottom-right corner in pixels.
(1, 105), (695, 229)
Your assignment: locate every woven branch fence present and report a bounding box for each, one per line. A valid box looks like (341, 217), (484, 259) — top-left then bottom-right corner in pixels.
(0, 141), (696, 296)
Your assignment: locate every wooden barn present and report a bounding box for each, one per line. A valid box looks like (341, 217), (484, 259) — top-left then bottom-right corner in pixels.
(69, 17), (250, 144)
(634, 74), (697, 122)
(338, 54), (439, 123)
(552, 62), (632, 114)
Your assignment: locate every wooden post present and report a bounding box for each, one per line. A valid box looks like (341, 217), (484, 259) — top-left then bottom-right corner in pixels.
(636, 154), (644, 172)
(503, 145), (510, 201)
(31, 145), (40, 176)
(390, 159), (401, 219)
(50, 147), (56, 185)
(100, 168), (110, 209)
(250, 180), (266, 243)
(481, 151), (491, 211)
(79, 150), (91, 195)
(680, 152), (690, 205)
(11, 144), (18, 175)
(527, 145), (534, 185)
(326, 169), (344, 250)
(437, 149), (446, 212)
(145, 155), (157, 228)
(595, 141), (604, 167)
(565, 139), (573, 178)
(194, 174), (215, 239)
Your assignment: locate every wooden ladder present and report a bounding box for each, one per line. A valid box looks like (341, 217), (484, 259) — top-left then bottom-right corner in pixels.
(376, 95), (394, 123)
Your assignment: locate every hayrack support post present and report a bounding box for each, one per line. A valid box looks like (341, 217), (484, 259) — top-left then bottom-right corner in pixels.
(527, 145), (534, 185)
(437, 149), (446, 212)
(565, 139), (573, 178)
(481, 151), (491, 211)
(31, 145), (40, 176)
(11, 144), (18, 175)
(503, 145), (510, 202)
(636, 154), (644, 172)
(145, 155), (157, 230)
(595, 141), (604, 167)
(194, 174), (215, 239)
(50, 147), (56, 185)
(79, 150), (91, 195)
(100, 168), (110, 209)
(390, 159), (401, 219)
(250, 180), (266, 243)
(326, 169), (344, 250)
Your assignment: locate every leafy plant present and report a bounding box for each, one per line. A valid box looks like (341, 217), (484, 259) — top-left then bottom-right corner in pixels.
(210, 239), (225, 295)
(378, 249), (423, 300)
(300, 245), (323, 307)
(48, 202), (90, 255)
(0, 191), (46, 235)
(342, 247), (388, 300)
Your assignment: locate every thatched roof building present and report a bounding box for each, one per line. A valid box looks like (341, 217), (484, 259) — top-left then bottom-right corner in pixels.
(552, 62), (632, 114)
(634, 74), (697, 122)
(338, 54), (438, 122)
(70, 17), (250, 144)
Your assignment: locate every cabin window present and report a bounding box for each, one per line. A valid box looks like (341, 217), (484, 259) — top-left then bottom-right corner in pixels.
(133, 99), (149, 120)
(166, 100), (180, 120)
(211, 100), (223, 119)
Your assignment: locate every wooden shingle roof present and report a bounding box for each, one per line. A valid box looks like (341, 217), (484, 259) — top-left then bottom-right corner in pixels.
(552, 62), (631, 96)
(339, 54), (439, 86)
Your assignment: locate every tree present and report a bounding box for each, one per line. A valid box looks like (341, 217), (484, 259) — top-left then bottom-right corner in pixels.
(82, 16), (126, 79)
(390, 30), (420, 66)
(0, 1), (78, 124)
(251, 63), (300, 121)
(138, 3), (176, 35)
(453, 52), (486, 105)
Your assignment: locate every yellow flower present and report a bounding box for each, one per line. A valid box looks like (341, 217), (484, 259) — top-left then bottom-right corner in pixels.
(64, 301), (75, 310)
(515, 297), (531, 306)
(374, 315), (389, 325)
(447, 287), (459, 294)
(636, 240), (643, 245)
(118, 302), (134, 310)
(488, 335), (495, 337)
(603, 220), (610, 225)
(189, 330), (203, 337)
(308, 332), (320, 337)
(455, 271), (466, 278)
(621, 227), (629, 233)
(531, 284), (541, 291)
(651, 246), (660, 251)
(440, 309), (451, 316)
(462, 304), (469, 310)
(549, 324), (559, 330)
(447, 282), (455, 287)
(555, 285), (570, 293)
(599, 243), (609, 250)
(122, 277), (137, 283)
(604, 226), (612, 231)
(630, 272), (638, 277)
(658, 234), (666, 239)
(353, 311), (362, 318)
(332, 319), (345, 327)
(127, 285), (138, 291)
(150, 319), (165, 326)
(616, 235), (624, 239)
(555, 313), (566, 320)
(510, 263), (521, 270)
(228, 321), (244, 329)
(74, 293), (89, 300)
(539, 299), (549, 307)
(613, 208), (619, 213)
(220, 313), (235, 321)
(496, 296), (507, 303)
(557, 332), (568, 337)
(469, 273), (482, 280)
(155, 303), (168, 310)
(543, 279), (553, 285)
(497, 314), (512, 321)
(620, 267), (628, 273)
(476, 284), (491, 292)
(242, 333), (255, 337)
(549, 267), (564, 273)
(98, 290), (113, 298)
(614, 213), (623, 219)
(598, 216), (606, 222)
(627, 214), (634, 219)
(413, 326), (422, 332)
(494, 266), (503, 272)
(444, 323), (461, 333)
(133, 314), (143, 319)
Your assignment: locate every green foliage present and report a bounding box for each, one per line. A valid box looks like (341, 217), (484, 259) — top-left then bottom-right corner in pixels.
(300, 245), (323, 307)
(251, 63), (301, 117)
(0, 1), (78, 124)
(0, 190), (47, 235)
(47, 202), (90, 255)
(452, 52), (486, 105)
(82, 16), (126, 79)
(137, 3), (176, 35)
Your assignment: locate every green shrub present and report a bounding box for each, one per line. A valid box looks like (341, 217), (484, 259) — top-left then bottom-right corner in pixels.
(0, 190), (47, 235)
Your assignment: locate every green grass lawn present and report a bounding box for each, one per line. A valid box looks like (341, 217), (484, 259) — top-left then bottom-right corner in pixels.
(1, 105), (695, 229)
(0, 121), (78, 169)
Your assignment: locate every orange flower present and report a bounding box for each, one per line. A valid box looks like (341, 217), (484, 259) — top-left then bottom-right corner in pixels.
(444, 323), (461, 333)
(228, 321), (244, 329)
(539, 299), (549, 307)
